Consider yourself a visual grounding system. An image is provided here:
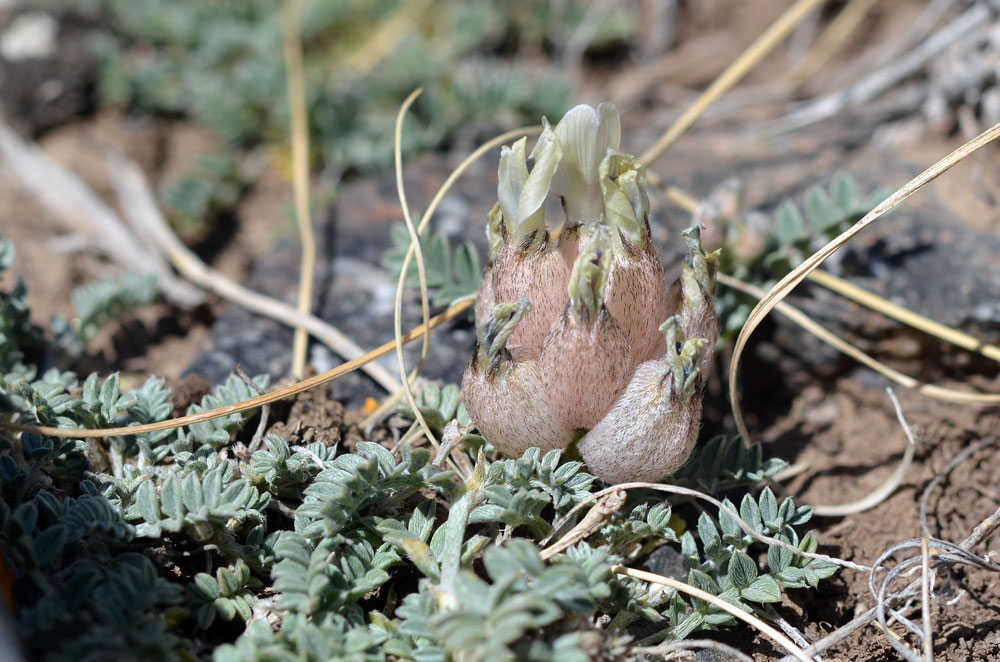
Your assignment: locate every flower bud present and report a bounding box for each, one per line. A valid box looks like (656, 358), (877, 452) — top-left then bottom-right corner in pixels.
(592, 149), (668, 366)
(577, 316), (709, 484)
(462, 299), (573, 456)
(599, 150), (650, 248)
(489, 127), (569, 349)
(667, 224), (719, 375)
(539, 226), (631, 430)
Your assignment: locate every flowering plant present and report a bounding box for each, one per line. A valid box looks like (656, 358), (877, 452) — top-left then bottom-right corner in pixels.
(463, 103), (719, 484)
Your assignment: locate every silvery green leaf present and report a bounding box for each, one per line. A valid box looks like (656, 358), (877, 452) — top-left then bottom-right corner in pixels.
(219, 479), (250, 507)
(778, 496), (795, 523)
(742, 575), (781, 603)
(740, 493), (763, 534)
(193, 573), (220, 600)
(775, 199), (809, 245)
(358, 441), (396, 476)
(100, 373), (120, 409)
(687, 568), (719, 612)
(798, 531), (818, 556)
(832, 172), (859, 213)
(215, 596), (236, 621)
(767, 536), (793, 573)
(422, 383), (441, 410)
(787, 503), (813, 527)
(135, 479), (160, 524)
(202, 469), (223, 509)
(219, 566), (239, 595)
(728, 550), (757, 590)
(703, 611), (737, 626)
(461, 534), (490, 565)
(160, 472), (183, 520)
(680, 531), (699, 567)
(81, 372), (99, 405)
(671, 611), (706, 640)
(408, 500), (436, 542)
(668, 592), (687, 625)
(812, 561), (839, 581)
(181, 472), (203, 513)
(697, 512), (723, 561)
(232, 594), (253, 621)
(759, 486), (778, 528)
(804, 185), (834, 229)
(719, 498), (742, 541)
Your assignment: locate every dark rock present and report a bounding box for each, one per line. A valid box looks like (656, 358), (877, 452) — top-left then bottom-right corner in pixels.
(186, 153), (496, 407)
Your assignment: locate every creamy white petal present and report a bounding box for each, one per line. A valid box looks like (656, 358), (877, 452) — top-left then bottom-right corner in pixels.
(497, 137), (528, 226)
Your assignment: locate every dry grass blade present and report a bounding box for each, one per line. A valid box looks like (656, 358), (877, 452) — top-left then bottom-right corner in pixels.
(729, 121), (1000, 444)
(539, 489), (627, 560)
(0, 298), (473, 439)
(282, 0), (317, 381)
(611, 566), (814, 662)
(638, 0), (826, 165)
(806, 269), (1000, 364)
(718, 274), (1000, 405)
(393, 88), (437, 448)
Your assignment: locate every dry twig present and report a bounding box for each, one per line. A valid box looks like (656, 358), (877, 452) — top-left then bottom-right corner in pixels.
(106, 151), (402, 394)
(612, 566), (814, 662)
(540, 489), (627, 560)
(771, 3), (991, 132)
(717, 273), (1000, 406)
(0, 120), (203, 307)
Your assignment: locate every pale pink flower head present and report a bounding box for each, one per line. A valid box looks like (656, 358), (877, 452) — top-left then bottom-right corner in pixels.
(463, 103), (719, 485)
